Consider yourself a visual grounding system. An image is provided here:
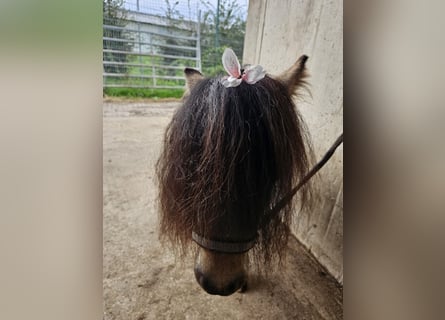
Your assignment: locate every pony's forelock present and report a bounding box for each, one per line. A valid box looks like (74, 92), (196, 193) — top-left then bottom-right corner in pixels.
(156, 75), (313, 268)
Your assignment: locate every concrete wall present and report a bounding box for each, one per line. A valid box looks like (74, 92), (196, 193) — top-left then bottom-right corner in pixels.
(243, 0), (343, 283)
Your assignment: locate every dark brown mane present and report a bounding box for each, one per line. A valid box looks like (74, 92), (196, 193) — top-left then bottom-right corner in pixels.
(156, 75), (312, 266)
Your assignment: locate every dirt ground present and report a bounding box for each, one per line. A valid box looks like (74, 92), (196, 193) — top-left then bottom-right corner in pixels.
(103, 101), (343, 320)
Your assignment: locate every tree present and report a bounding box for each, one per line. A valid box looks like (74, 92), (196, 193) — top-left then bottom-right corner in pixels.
(199, 0), (246, 76)
(103, 0), (133, 74)
(159, 0), (197, 79)
(148, 0), (247, 79)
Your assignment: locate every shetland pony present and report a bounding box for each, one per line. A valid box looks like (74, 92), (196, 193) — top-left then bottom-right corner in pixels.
(156, 54), (312, 295)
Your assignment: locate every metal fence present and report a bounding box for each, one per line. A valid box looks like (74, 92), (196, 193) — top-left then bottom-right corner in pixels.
(103, 0), (247, 90)
(103, 8), (200, 89)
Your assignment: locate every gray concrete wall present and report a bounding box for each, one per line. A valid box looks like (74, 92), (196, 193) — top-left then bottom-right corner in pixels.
(243, 0), (343, 283)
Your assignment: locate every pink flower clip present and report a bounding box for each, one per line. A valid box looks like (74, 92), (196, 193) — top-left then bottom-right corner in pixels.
(221, 48), (266, 88)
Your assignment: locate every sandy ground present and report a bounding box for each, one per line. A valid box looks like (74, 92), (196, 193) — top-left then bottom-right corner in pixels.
(103, 101), (343, 320)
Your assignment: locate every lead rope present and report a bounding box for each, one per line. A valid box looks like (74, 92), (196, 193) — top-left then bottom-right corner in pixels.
(268, 133), (344, 216)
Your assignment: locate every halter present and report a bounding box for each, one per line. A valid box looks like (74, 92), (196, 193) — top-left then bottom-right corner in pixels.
(192, 231), (256, 254)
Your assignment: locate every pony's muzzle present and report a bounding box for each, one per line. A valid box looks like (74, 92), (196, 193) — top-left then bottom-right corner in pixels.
(194, 266), (247, 296)
(193, 242), (248, 296)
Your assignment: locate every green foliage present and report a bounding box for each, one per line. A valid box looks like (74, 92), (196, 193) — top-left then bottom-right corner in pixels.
(158, 0), (246, 78)
(103, 0), (126, 25)
(199, 0), (246, 77)
(200, 46), (226, 76)
(159, 1), (197, 77)
(102, 0), (246, 98)
(104, 87), (184, 99)
(103, 57), (186, 90)
(164, 0), (183, 20)
(103, 0), (133, 74)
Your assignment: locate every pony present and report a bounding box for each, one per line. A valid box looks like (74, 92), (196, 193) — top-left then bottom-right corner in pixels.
(156, 52), (313, 296)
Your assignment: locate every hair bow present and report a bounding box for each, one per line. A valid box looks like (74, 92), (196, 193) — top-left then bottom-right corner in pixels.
(221, 48), (266, 88)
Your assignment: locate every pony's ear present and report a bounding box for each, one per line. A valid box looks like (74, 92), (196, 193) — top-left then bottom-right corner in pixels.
(184, 68), (204, 92)
(275, 55), (309, 95)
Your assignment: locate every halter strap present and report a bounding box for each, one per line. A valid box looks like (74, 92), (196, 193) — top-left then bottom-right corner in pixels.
(192, 231), (256, 254)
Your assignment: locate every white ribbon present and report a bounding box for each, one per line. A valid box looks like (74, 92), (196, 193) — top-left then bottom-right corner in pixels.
(221, 48), (266, 88)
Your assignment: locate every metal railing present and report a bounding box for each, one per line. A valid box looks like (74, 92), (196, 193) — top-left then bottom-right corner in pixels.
(103, 12), (201, 90)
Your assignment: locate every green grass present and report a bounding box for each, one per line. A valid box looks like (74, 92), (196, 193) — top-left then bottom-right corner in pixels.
(103, 87), (184, 99)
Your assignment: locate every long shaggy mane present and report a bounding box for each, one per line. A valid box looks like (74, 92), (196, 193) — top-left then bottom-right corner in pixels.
(156, 75), (312, 265)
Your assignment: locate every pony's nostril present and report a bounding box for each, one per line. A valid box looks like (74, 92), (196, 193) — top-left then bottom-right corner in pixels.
(194, 268), (205, 287)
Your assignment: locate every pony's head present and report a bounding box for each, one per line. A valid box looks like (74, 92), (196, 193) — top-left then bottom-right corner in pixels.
(156, 52), (312, 295)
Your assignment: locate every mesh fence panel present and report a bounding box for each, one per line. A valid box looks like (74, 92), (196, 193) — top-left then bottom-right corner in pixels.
(103, 0), (248, 90)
